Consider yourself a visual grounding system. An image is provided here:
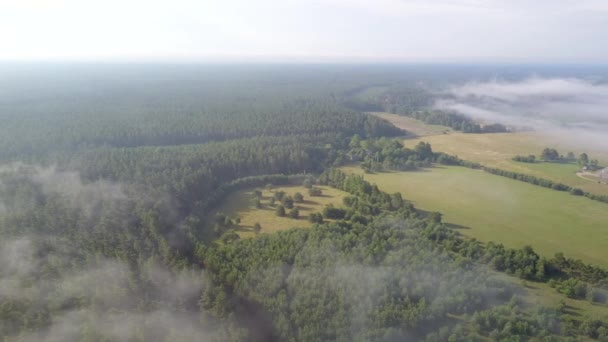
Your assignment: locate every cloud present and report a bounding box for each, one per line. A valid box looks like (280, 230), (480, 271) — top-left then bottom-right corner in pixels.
(0, 235), (218, 341)
(0, 163), (127, 218)
(435, 77), (608, 149)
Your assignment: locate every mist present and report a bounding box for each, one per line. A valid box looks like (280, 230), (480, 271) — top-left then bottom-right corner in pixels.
(435, 77), (608, 151)
(0, 164), (228, 341)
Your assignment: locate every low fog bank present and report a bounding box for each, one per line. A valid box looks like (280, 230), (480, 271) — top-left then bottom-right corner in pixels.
(0, 163), (226, 341)
(436, 77), (608, 151)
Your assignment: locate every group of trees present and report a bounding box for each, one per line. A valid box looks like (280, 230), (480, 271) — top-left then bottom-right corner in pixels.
(512, 154), (536, 163)
(539, 148), (601, 169)
(347, 136), (436, 172)
(402, 110), (485, 133)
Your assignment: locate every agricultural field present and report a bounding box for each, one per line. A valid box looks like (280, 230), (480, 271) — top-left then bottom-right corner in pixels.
(369, 112), (451, 136)
(407, 130), (608, 195)
(208, 185), (347, 238)
(372, 112), (608, 195)
(341, 165), (608, 268)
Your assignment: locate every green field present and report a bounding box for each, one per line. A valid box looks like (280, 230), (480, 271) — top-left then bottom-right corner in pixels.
(209, 185), (347, 238)
(407, 131), (608, 195)
(342, 165), (608, 268)
(370, 112), (608, 195)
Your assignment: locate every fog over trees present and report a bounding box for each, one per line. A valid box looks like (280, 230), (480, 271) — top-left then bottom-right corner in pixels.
(0, 65), (607, 341)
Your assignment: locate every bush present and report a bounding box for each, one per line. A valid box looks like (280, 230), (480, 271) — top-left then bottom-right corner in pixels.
(253, 222), (262, 234)
(274, 191), (286, 201)
(294, 192), (304, 202)
(308, 212), (323, 223)
(282, 196), (294, 209)
(288, 208), (299, 219)
(323, 205), (346, 219)
(570, 188), (584, 196)
(309, 187), (323, 196)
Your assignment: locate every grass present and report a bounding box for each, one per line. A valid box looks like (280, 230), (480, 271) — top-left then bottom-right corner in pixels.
(208, 185), (347, 238)
(405, 131), (608, 195)
(369, 112), (451, 136)
(479, 272), (608, 322)
(517, 278), (608, 321)
(341, 165), (608, 268)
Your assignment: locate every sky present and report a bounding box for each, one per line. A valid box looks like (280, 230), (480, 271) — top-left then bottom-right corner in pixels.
(1, 0), (608, 62)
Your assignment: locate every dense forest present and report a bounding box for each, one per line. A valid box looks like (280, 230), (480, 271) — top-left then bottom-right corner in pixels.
(1, 65), (607, 341)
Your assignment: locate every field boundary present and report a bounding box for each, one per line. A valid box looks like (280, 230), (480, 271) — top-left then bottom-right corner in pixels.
(446, 158), (608, 205)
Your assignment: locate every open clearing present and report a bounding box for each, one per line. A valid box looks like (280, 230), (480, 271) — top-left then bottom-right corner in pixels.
(369, 112), (451, 136)
(342, 165), (608, 268)
(209, 185), (347, 238)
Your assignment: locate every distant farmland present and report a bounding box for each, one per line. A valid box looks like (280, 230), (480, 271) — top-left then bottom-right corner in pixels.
(371, 112), (608, 195)
(407, 131), (608, 195)
(342, 165), (608, 268)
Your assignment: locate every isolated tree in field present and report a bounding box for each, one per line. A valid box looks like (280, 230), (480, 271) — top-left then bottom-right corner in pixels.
(282, 196), (294, 209)
(253, 189), (262, 198)
(578, 153), (589, 166)
(308, 212), (323, 224)
(288, 208), (299, 219)
(275, 205), (286, 217)
(541, 148), (559, 161)
(253, 222), (262, 235)
(274, 191), (286, 201)
(567, 152), (575, 160)
(294, 192), (304, 203)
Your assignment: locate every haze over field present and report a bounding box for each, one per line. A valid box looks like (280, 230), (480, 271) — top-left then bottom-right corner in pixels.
(2, 0), (608, 63)
(436, 77), (608, 149)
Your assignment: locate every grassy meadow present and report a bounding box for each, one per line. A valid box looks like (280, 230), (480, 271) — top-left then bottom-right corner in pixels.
(342, 165), (608, 268)
(209, 185), (347, 238)
(369, 112), (452, 136)
(371, 112), (608, 195)
(406, 132), (608, 196)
